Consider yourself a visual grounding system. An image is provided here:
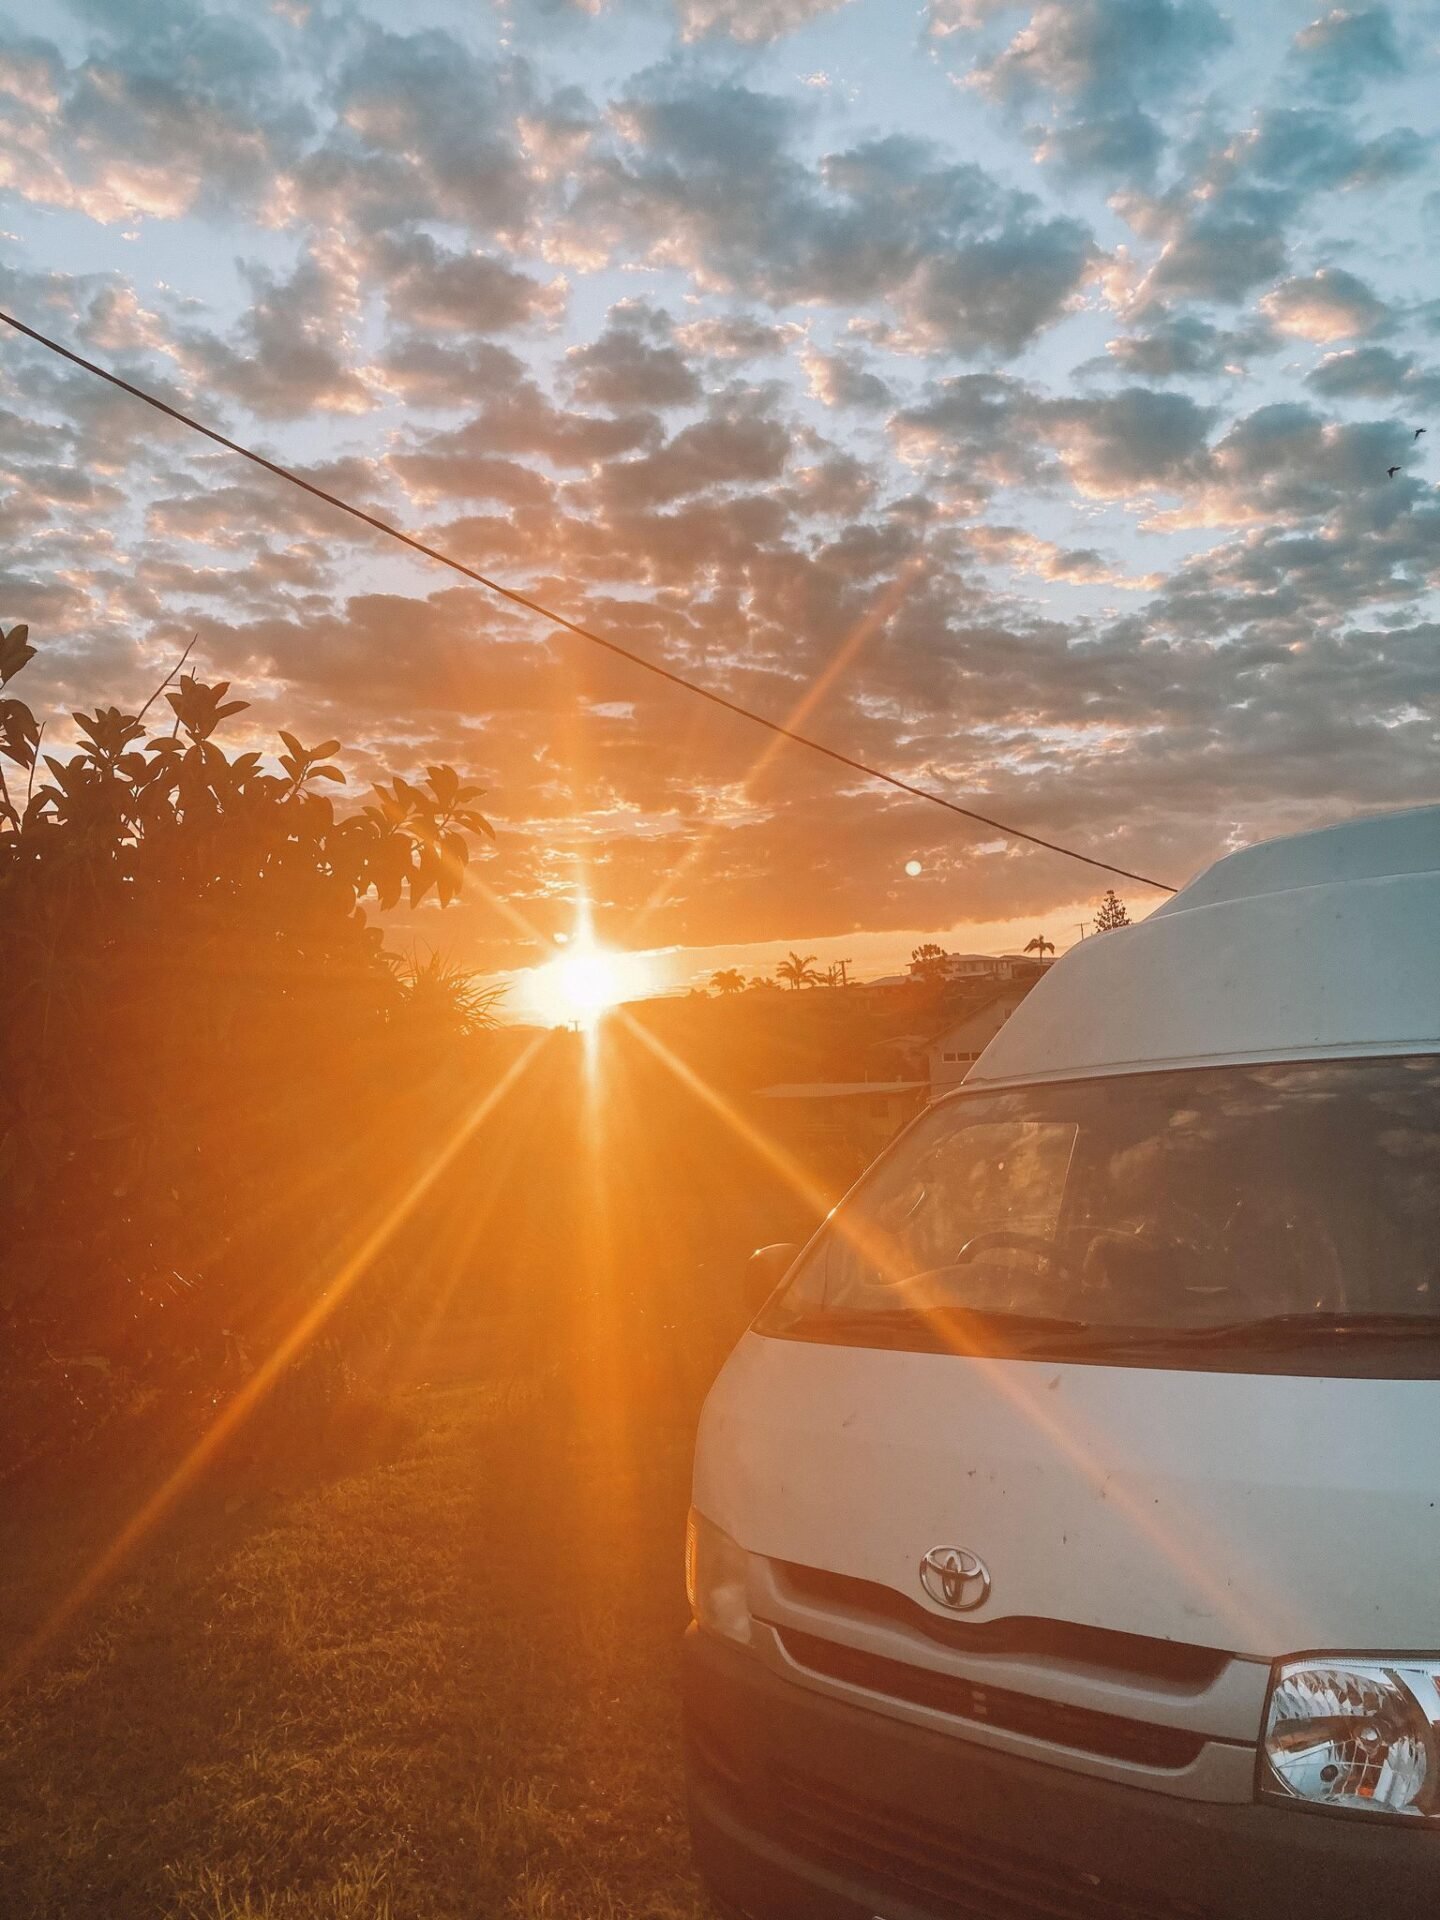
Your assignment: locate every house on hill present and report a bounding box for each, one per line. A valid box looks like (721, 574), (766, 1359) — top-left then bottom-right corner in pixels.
(753, 1079), (928, 1160)
(909, 951), (1035, 985)
(927, 979), (1037, 1091)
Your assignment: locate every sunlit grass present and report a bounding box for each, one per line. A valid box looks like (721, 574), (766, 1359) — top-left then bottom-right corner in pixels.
(0, 1368), (715, 1920)
(2, 1038), (548, 1697)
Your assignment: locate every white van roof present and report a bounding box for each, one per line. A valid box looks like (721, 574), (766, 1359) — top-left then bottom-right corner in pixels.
(965, 805), (1440, 1086)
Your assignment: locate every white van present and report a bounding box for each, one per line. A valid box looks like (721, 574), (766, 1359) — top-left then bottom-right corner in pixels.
(683, 806), (1440, 1920)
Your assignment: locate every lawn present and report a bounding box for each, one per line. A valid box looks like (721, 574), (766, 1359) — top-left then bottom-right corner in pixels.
(0, 1355), (716, 1919)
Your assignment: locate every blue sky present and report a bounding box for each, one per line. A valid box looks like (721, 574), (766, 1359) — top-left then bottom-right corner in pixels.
(0, 0), (1436, 991)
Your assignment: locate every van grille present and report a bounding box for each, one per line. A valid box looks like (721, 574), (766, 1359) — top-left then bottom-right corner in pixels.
(773, 1561), (1228, 1687)
(770, 1763), (1211, 1920)
(776, 1628), (1207, 1771)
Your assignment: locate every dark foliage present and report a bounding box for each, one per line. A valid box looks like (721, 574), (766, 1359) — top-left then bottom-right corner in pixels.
(0, 627), (498, 1478)
(1093, 888), (1132, 933)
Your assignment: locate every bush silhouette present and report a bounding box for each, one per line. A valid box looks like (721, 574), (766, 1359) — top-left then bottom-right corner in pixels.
(0, 626), (498, 1476)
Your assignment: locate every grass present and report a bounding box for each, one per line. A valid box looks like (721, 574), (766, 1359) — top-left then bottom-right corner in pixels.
(0, 1358), (716, 1919)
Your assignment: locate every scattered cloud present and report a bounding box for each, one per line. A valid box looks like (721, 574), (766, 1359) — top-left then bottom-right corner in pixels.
(1103, 311), (1278, 379)
(1289, 6), (1404, 105)
(568, 79), (1096, 355)
(0, 0), (1434, 966)
(676, 0), (856, 42)
(968, 0), (1230, 183)
(1261, 267), (1391, 343)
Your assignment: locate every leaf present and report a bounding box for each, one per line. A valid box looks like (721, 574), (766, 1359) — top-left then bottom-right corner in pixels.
(0, 624), (35, 685)
(279, 730), (304, 760)
(0, 696), (39, 769)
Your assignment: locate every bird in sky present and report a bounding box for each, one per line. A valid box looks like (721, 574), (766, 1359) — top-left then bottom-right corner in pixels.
(1415, 427), (1427, 440)
(1387, 465), (1402, 478)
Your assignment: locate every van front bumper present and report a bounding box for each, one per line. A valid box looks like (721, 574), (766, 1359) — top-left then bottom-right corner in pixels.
(682, 1625), (1436, 1920)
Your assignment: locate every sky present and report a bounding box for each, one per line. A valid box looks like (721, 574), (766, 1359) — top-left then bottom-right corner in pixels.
(0, 0), (1436, 1006)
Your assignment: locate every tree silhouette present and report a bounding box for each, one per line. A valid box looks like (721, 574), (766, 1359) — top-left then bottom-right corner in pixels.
(776, 951), (823, 991)
(1024, 935), (1055, 957)
(710, 967), (745, 995)
(910, 942), (947, 978)
(0, 625), (499, 1468)
(1094, 890), (1131, 933)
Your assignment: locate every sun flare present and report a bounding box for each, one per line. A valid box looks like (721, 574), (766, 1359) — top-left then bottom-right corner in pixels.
(527, 940), (652, 1028)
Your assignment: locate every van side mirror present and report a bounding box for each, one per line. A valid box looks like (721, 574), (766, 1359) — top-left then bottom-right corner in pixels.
(747, 1241), (799, 1311)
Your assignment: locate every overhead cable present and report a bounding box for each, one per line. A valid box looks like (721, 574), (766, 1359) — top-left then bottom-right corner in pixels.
(0, 307), (1178, 894)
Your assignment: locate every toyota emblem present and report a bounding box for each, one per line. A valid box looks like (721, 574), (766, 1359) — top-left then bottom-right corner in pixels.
(918, 1545), (991, 1612)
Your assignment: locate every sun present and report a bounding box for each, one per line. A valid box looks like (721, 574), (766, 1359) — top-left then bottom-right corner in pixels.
(526, 939), (651, 1028)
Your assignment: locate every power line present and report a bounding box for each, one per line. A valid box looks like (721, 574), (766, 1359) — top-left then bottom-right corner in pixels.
(0, 307), (1178, 895)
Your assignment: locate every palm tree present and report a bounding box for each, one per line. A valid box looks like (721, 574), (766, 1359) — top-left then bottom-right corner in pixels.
(395, 950), (505, 1039)
(776, 950), (823, 991)
(711, 967), (745, 995)
(1024, 935), (1055, 958)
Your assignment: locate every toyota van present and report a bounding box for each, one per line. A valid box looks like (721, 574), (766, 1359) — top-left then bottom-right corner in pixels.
(683, 805), (1440, 1920)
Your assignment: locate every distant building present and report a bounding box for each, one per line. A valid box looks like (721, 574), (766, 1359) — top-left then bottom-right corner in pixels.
(754, 1080), (928, 1156)
(905, 951), (1054, 987)
(927, 980), (1036, 1091)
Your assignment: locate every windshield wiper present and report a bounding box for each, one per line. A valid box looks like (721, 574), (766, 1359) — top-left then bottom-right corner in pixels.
(781, 1307), (1092, 1349)
(1042, 1311), (1440, 1355)
(780, 1307), (1440, 1356)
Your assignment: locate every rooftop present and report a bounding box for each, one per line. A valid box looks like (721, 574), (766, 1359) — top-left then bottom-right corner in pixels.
(967, 805), (1440, 1087)
(756, 1081), (926, 1100)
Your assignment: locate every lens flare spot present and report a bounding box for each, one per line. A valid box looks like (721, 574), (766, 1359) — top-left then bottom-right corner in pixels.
(527, 941), (652, 1027)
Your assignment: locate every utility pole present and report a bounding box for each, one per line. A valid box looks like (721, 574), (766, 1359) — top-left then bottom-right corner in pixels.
(829, 958), (853, 987)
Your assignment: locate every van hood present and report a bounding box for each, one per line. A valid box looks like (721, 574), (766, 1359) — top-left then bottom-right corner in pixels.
(694, 1331), (1440, 1657)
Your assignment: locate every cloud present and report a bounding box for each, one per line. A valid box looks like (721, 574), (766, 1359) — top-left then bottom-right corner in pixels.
(375, 336), (534, 411)
(673, 315), (801, 361)
(569, 80), (1096, 357)
(676, 0), (856, 41)
(1261, 268), (1391, 343)
(299, 27), (540, 241)
(802, 344), (893, 410)
(0, 3), (1434, 969)
(1103, 311), (1277, 378)
(389, 373), (661, 482)
(0, 12), (310, 223)
(175, 252), (373, 419)
(1306, 346), (1440, 408)
(1239, 107), (1426, 194)
(1290, 7), (1404, 105)
(598, 387), (793, 511)
(1038, 386), (1216, 498)
(1151, 402), (1417, 528)
(1118, 106), (1428, 312)
(966, 523), (1161, 588)
(969, 0), (1231, 183)
(564, 304), (702, 410)
(925, 0), (1016, 33)
(370, 231), (568, 335)
(891, 373), (1046, 503)
(1122, 186), (1294, 307)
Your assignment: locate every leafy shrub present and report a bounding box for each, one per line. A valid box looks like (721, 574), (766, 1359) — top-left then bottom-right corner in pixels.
(0, 626), (498, 1476)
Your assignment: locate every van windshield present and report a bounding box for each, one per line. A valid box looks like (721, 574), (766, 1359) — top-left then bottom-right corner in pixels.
(761, 1057), (1440, 1369)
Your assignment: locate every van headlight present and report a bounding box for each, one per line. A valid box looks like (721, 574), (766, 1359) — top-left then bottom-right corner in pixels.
(685, 1510), (752, 1647)
(1260, 1659), (1440, 1820)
